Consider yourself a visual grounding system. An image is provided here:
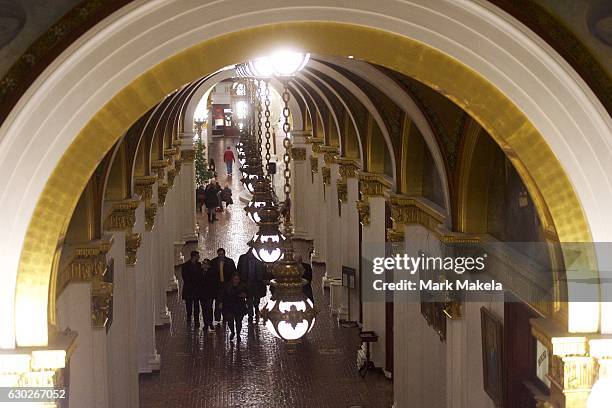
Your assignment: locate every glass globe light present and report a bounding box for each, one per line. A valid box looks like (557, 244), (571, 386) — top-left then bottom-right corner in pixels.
(269, 51), (310, 76)
(247, 203), (284, 264)
(245, 177), (275, 223)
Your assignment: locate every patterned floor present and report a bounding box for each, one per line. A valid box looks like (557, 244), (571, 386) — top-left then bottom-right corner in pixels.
(139, 137), (393, 407)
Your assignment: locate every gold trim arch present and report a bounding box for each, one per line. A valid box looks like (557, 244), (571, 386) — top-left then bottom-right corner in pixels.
(14, 22), (593, 346)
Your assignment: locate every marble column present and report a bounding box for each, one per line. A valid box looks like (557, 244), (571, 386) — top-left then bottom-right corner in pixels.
(154, 180), (171, 325)
(311, 139), (327, 265)
(179, 133), (198, 242)
(290, 130), (311, 240)
(321, 146), (342, 307)
(358, 172), (392, 370)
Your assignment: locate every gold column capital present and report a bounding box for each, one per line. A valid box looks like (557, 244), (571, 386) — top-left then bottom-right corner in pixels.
(388, 195), (445, 231)
(151, 159), (170, 180)
(309, 137), (324, 154)
(358, 172), (392, 197)
(291, 147), (307, 161)
(57, 237), (114, 295)
(125, 232), (142, 266)
(386, 228), (405, 242)
(171, 139), (182, 148)
(145, 203), (158, 231)
(91, 279), (113, 328)
(163, 147), (179, 159)
(105, 199), (140, 231)
(356, 200), (370, 226)
(337, 158), (360, 179)
(319, 145), (339, 164)
(158, 183), (169, 207)
(134, 176), (157, 202)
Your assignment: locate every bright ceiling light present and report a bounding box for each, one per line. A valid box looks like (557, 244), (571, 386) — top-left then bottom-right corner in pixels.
(269, 50), (310, 76)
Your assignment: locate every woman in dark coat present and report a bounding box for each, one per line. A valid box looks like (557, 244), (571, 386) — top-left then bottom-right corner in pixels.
(221, 273), (247, 341)
(203, 181), (220, 222)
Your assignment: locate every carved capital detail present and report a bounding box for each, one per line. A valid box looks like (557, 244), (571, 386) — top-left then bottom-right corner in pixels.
(309, 137), (324, 154)
(337, 180), (347, 202)
(337, 158), (360, 179)
(356, 200), (370, 226)
(105, 200), (139, 231)
(57, 238), (113, 295)
(310, 156), (319, 174)
(389, 195), (445, 232)
(319, 146), (339, 164)
(125, 232), (142, 266)
(145, 203), (157, 231)
(181, 149), (195, 163)
(91, 280), (113, 328)
(167, 168), (176, 188)
(386, 228), (405, 242)
(322, 167), (331, 185)
(171, 139), (182, 148)
(134, 176), (156, 202)
(290, 147), (307, 161)
(163, 147), (179, 159)
(359, 172), (392, 197)
(151, 159), (170, 180)
(158, 183), (169, 207)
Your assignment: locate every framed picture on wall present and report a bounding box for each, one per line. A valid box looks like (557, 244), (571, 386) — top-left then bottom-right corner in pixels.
(481, 307), (503, 407)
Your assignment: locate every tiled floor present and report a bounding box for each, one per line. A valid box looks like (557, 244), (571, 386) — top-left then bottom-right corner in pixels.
(139, 138), (393, 407)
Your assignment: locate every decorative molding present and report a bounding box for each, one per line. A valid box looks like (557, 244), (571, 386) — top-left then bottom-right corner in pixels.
(359, 172), (392, 197)
(104, 200), (139, 231)
(151, 159), (170, 180)
(125, 232), (142, 266)
(310, 156), (319, 174)
(91, 280), (113, 329)
(336, 158), (360, 179)
(389, 195), (445, 232)
(291, 147), (307, 161)
(181, 149), (195, 163)
(163, 147), (178, 159)
(158, 183), (169, 207)
(322, 166), (331, 185)
(134, 176), (156, 202)
(171, 139), (182, 148)
(386, 228), (405, 242)
(356, 200), (370, 226)
(319, 145), (339, 164)
(336, 180), (347, 202)
(145, 203), (157, 231)
(309, 137), (324, 154)
(57, 238), (113, 295)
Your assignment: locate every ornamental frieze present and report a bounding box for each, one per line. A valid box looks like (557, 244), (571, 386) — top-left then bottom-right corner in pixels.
(356, 200), (370, 226)
(319, 146), (339, 164)
(57, 238), (113, 295)
(290, 147), (307, 161)
(336, 158), (360, 179)
(158, 183), (169, 207)
(145, 203), (158, 231)
(389, 195), (445, 232)
(105, 200), (139, 231)
(134, 176), (157, 202)
(359, 173), (392, 197)
(336, 180), (347, 203)
(125, 232), (142, 266)
(163, 147), (179, 159)
(310, 157), (319, 174)
(151, 159), (170, 180)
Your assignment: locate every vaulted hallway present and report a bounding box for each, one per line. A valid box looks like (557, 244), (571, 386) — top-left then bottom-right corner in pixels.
(139, 138), (392, 408)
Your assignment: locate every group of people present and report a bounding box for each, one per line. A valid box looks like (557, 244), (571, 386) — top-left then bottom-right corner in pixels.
(196, 180), (233, 222)
(181, 248), (314, 341)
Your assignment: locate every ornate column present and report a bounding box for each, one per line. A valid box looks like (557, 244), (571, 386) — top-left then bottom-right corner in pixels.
(179, 132), (197, 242)
(290, 130), (311, 240)
(55, 237), (113, 407)
(133, 176), (160, 374)
(309, 137), (327, 265)
(320, 146), (343, 304)
(152, 160), (172, 324)
(359, 172), (392, 369)
(338, 158), (361, 321)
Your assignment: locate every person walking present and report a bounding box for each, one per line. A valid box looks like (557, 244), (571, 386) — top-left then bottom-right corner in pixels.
(200, 258), (217, 333)
(196, 184), (205, 213)
(223, 146), (235, 176)
(209, 248), (237, 327)
(237, 250), (267, 322)
(181, 251), (205, 328)
(220, 273), (247, 341)
(203, 180), (220, 222)
(208, 159), (217, 178)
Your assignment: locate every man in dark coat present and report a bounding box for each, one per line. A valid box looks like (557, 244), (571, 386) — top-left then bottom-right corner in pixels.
(200, 258), (217, 332)
(295, 254), (314, 303)
(181, 251), (205, 327)
(237, 250), (267, 322)
(209, 247), (237, 326)
(203, 180), (221, 222)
